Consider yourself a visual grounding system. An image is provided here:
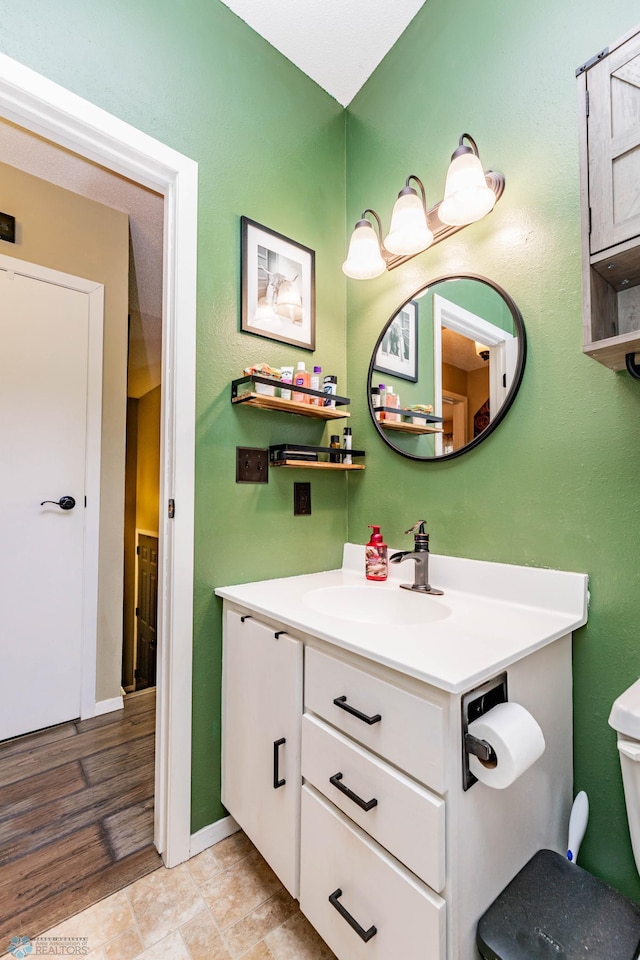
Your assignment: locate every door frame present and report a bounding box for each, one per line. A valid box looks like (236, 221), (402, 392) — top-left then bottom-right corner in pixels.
(0, 52), (197, 867)
(433, 294), (514, 457)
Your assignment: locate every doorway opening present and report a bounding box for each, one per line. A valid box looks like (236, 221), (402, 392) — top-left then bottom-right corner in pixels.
(0, 51), (197, 870)
(0, 157), (163, 935)
(123, 317), (163, 695)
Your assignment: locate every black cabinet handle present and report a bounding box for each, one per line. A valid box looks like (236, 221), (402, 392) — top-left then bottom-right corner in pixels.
(273, 738), (286, 788)
(329, 772), (378, 812)
(328, 888), (377, 943)
(333, 695), (381, 725)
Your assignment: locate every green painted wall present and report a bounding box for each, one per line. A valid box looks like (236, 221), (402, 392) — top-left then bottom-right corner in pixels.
(5, 0), (640, 900)
(0, 0), (347, 830)
(346, 0), (640, 896)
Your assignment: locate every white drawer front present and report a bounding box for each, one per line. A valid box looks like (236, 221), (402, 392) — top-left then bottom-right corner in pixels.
(302, 714), (445, 892)
(300, 785), (446, 960)
(304, 647), (446, 792)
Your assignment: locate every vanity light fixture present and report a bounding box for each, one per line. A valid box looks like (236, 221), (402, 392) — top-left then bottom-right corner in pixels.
(384, 176), (433, 256)
(475, 341), (490, 361)
(342, 133), (504, 279)
(341, 209), (387, 280)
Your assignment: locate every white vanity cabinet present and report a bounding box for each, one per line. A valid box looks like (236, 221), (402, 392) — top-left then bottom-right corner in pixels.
(221, 609), (302, 897)
(217, 548), (588, 960)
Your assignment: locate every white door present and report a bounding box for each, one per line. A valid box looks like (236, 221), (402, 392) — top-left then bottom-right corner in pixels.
(0, 263), (100, 742)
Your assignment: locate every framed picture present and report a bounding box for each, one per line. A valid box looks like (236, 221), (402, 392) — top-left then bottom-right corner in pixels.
(374, 299), (419, 382)
(241, 216), (316, 351)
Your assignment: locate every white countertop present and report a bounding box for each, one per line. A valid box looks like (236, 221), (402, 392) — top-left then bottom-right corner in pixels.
(215, 544), (589, 693)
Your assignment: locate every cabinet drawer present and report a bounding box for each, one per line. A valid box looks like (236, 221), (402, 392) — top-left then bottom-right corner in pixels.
(302, 714), (445, 892)
(300, 785), (446, 960)
(304, 647), (446, 792)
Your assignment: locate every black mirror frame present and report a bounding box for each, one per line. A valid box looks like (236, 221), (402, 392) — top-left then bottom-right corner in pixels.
(367, 273), (527, 462)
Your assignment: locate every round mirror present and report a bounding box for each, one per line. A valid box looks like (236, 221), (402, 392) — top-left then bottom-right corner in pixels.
(368, 274), (526, 461)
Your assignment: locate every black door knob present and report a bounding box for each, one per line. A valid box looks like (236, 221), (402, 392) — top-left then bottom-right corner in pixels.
(40, 496), (76, 510)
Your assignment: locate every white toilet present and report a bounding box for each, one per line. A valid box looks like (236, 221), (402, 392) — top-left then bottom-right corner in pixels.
(609, 676), (640, 873)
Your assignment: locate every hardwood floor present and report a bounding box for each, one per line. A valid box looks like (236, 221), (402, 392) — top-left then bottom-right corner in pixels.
(0, 690), (161, 943)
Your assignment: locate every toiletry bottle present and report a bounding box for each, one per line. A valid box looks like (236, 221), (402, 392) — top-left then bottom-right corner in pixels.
(378, 384), (386, 420)
(309, 365), (322, 405)
(293, 360), (310, 402)
(370, 385), (381, 420)
(343, 426), (352, 464)
(323, 374), (338, 407)
(280, 365), (294, 400)
(385, 385), (401, 422)
(329, 435), (341, 463)
(365, 525), (388, 581)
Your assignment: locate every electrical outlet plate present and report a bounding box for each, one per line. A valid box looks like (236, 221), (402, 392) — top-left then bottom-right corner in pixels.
(236, 447), (269, 483)
(294, 482), (311, 515)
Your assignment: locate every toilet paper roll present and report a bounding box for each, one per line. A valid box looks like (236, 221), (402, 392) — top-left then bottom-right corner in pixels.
(467, 701), (545, 789)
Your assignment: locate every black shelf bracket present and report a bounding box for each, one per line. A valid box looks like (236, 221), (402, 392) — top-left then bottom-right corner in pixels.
(625, 352), (640, 381)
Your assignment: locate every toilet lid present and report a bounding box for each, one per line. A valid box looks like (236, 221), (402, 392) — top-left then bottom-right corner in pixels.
(609, 678), (640, 740)
(477, 850), (640, 960)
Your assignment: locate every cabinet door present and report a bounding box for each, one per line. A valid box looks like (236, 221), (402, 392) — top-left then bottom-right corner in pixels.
(222, 609), (302, 897)
(588, 30), (640, 253)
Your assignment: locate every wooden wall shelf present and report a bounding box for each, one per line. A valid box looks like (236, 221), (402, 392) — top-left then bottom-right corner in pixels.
(269, 460), (365, 471)
(380, 420), (443, 435)
(269, 443), (365, 471)
(232, 390), (349, 420)
(232, 376), (350, 418)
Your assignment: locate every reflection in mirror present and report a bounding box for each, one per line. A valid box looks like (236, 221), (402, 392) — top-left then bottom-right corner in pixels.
(368, 275), (525, 461)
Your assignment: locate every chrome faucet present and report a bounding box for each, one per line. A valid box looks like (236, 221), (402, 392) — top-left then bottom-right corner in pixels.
(389, 520), (444, 595)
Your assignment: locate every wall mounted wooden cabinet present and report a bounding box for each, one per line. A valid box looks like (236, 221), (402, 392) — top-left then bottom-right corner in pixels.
(577, 25), (640, 371)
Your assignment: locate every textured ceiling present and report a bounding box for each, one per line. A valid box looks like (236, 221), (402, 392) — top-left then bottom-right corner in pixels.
(218, 0), (428, 105)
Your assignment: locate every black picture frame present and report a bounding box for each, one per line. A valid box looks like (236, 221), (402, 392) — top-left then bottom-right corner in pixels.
(241, 216), (316, 351)
(0, 212), (16, 244)
(374, 299), (418, 382)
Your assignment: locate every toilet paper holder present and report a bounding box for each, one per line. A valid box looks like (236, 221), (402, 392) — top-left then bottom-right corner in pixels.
(462, 672), (508, 790)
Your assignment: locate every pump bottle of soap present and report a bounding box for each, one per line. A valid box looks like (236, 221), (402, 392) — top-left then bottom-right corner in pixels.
(365, 525), (388, 581)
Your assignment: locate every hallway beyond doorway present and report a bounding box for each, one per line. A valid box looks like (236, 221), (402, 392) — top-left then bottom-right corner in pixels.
(0, 690), (160, 942)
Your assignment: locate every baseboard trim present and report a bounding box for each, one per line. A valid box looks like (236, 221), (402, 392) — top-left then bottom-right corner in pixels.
(94, 695), (124, 717)
(190, 815), (240, 858)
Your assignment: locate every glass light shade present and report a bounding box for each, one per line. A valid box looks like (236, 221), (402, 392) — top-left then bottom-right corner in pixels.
(438, 152), (496, 226)
(342, 221), (386, 279)
(276, 279), (302, 307)
(384, 192), (434, 256)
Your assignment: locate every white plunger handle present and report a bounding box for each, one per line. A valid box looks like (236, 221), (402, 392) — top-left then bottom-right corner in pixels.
(567, 790), (589, 864)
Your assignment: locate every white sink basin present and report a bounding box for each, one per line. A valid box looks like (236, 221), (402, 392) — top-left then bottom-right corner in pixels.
(303, 585), (451, 626)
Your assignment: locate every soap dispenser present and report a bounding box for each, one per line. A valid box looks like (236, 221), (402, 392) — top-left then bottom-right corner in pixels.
(365, 525), (388, 581)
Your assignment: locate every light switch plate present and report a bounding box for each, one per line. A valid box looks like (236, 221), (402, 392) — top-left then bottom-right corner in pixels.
(236, 447), (269, 483)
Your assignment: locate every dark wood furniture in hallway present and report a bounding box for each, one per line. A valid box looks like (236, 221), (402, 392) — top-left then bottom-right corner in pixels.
(0, 690), (161, 944)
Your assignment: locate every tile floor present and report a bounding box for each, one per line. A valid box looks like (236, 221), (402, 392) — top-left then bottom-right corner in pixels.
(10, 831), (336, 960)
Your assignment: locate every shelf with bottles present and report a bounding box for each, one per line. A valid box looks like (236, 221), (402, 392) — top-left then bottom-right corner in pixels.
(269, 443), (365, 471)
(231, 375), (350, 420)
(376, 407), (444, 435)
